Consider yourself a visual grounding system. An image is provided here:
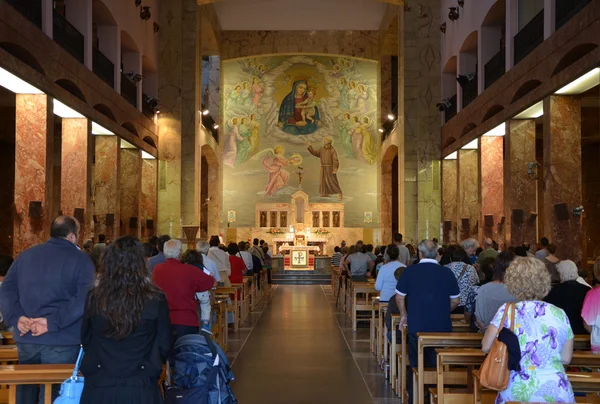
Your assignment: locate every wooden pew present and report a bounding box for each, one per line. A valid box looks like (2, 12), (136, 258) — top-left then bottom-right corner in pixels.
(0, 364), (72, 404)
(215, 287), (240, 332)
(414, 333), (483, 404)
(243, 276), (256, 311)
(351, 283), (378, 331)
(211, 298), (228, 352)
(231, 282), (248, 326)
(574, 335), (591, 351)
(0, 334), (14, 346)
(432, 348), (486, 404)
(377, 301), (388, 363)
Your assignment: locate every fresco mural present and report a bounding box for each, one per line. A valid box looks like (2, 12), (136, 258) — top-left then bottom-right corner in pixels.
(222, 54), (380, 228)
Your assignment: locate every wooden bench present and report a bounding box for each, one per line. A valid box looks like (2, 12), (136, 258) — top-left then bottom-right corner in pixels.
(414, 333), (483, 404)
(388, 314), (406, 394)
(1, 334), (14, 346)
(211, 298), (228, 352)
(431, 348), (486, 404)
(377, 301), (389, 363)
(574, 335), (591, 351)
(351, 283), (378, 331)
(0, 364), (72, 404)
(231, 282), (248, 326)
(215, 287), (240, 332)
(243, 276), (256, 311)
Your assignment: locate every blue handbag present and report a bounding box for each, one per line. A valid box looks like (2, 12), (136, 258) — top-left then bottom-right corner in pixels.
(53, 347), (84, 404)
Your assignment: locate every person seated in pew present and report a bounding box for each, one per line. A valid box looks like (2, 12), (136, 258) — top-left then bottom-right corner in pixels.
(395, 240), (460, 403)
(482, 257), (574, 404)
(440, 245), (479, 315)
(581, 259), (600, 353)
(375, 244), (406, 302)
(473, 252), (517, 332)
(384, 266), (406, 341)
(80, 236), (173, 404)
(545, 260), (590, 335)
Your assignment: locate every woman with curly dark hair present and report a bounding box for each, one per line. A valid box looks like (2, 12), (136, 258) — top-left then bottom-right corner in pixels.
(80, 236), (172, 404)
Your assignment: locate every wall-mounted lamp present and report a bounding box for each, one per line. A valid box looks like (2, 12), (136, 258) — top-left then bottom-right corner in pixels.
(449, 7), (460, 21)
(202, 109), (210, 116)
(573, 206), (585, 217)
(140, 6), (151, 21)
(456, 72), (476, 88)
(125, 72), (143, 83)
(457, 0), (465, 8)
(527, 161), (541, 180)
(378, 128), (384, 133)
(134, 0), (142, 6)
(387, 114), (395, 121)
(153, 22), (160, 33)
(436, 98), (452, 111)
(440, 22), (447, 33)
(213, 123), (219, 130)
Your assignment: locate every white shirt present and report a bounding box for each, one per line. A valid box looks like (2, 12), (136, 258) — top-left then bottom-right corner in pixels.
(202, 253), (220, 282)
(238, 251), (254, 270)
(207, 247), (231, 276)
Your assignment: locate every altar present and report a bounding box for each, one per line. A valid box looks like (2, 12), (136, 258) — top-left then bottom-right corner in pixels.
(274, 235), (327, 271)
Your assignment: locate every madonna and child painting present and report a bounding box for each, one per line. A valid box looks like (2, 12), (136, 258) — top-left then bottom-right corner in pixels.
(222, 54), (379, 227)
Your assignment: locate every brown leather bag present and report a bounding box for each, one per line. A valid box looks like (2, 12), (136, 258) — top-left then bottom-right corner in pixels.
(479, 303), (515, 391)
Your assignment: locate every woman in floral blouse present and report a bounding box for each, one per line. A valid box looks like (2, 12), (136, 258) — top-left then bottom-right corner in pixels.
(482, 257), (574, 404)
(441, 245), (479, 314)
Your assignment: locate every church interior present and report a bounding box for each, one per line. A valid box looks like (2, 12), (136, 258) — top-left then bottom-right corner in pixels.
(0, 0), (599, 402)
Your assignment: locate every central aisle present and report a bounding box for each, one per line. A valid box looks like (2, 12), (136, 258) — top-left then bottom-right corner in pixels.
(230, 285), (373, 404)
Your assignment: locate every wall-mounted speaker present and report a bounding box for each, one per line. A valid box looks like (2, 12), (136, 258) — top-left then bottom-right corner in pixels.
(146, 219), (154, 230)
(28, 201), (42, 218)
(529, 212), (538, 223)
(443, 221), (452, 231)
(93, 215), (98, 223)
(73, 208), (84, 223)
(58, 209), (63, 216)
(554, 203), (570, 221)
(498, 216), (505, 225)
(129, 217), (138, 229)
(105, 214), (115, 227)
(512, 209), (524, 224)
(484, 215), (494, 227)
(461, 218), (470, 230)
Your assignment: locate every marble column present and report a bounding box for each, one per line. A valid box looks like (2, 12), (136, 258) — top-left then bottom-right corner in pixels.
(398, 1), (442, 243)
(442, 159), (457, 244)
(93, 135), (120, 240)
(457, 149), (480, 240)
(505, 120), (537, 247)
(141, 158), (158, 239)
(380, 56), (393, 124)
(61, 118), (92, 242)
(13, 94), (53, 256)
(480, 136), (505, 246)
(543, 95), (583, 263)
(119, 147), (142, 238)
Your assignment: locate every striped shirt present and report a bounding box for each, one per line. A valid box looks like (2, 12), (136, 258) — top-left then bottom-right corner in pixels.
(331, 252), (343, 267)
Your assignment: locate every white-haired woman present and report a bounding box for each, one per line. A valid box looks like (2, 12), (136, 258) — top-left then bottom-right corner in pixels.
(545, 260), (591, 335)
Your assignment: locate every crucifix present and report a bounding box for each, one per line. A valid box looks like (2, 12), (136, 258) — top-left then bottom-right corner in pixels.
(295, 167), (304, 189)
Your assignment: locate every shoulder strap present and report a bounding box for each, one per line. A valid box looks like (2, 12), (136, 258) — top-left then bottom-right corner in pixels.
(495, 303), (510, 338)
(237, 252), (248, 271)
(458, 263), (469, 282)
(72, 346), (84, 378)
(510, 303), (516, 332)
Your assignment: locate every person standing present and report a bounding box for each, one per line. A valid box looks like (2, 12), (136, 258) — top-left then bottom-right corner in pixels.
(208, 235), (231, 287)
(248, 238), (265, 267)
(383, 234), (411, 266)
(80, 236), (172, 404)
(395, 240), (460, 403)
(92, 234), (106, 263)
(476, 238), (499, 265)
(344, 241), (374, 282)
(331, 246), (343, 268)
(0, 216), (96, 403)
(306, 138), (343, 200)
(148, 235), (171, 273)
(152, 240), (215, 340)
(196, 240), (221, 283)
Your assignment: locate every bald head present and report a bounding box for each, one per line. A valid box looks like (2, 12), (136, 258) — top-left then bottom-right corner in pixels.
(484, 238), (493, 248)
(50, 216), (80, 244)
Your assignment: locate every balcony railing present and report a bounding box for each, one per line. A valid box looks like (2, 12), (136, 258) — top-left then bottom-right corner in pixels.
(142, 93), (154, 118)
(445, 94), (457, 123)
(7, 0), (42, 28)
(461, 75), (478, 109)
(514, 10), (544, 65)
(556, 0), (592, 30)
(484, 48), (505, 89)
(53, 11), (84, 64)
(121, 73), (138, 108)
(93, 47), (114, 88)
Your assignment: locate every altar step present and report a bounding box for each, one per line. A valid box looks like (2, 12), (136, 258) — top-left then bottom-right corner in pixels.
(272, 273), (330, 285)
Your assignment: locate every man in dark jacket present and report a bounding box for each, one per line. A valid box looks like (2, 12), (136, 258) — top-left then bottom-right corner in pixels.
(0, 216), (96, 403)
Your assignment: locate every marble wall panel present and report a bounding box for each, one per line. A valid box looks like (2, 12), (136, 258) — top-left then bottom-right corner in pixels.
(93, 136), (120, 240)
(141, 159), (158, 239)
(61, 118), (92, 241)
(220, 31), (380, 60)
(381, 56), (393, 124)
(458, 150), (479, 240)
(543, 95), (583, 263)
(480, 136), (504, 245)
(442, 159), (457, 243)
(120, 148), (142, 237)
(13, 94), (53, 256)
(505, 120), (537, 247)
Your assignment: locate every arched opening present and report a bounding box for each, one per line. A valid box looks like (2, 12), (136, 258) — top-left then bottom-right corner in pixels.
(511, 79), (542, 104)
(55, 79), (87, 103)
(381, 145), (399, 244)
(200, 144), (219, 239)
(442, 56), (458, 122)
(459, 31), (479, 109)
(552, 43), (599, 77)
(0, 42), (45, 75)
(92, 0), (118, 88)
(481, 0), (507, 89)
(94, 103), (116, 121)
(120, 30), (140, 108)
(482, 105), (504, 123)
(142, 136), (156, 148)
(122, 122), (139, 137)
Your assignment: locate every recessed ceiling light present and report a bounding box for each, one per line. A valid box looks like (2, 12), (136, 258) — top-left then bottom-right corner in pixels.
(141, 151), (155, 159)
(556, 68), (600, 95)
(53, 99), (84, 118)
(514, 101), (543, 119)
(461, 139), (478, 150)
(444, 151), (457, 160)
(0, 67), (43, 94)
(91, 122), (114, 135)
(483, 122), (506, 137)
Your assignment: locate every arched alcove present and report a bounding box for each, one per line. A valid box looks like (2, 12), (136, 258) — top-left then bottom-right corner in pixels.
(142, 136), (156, 148)
(0, 42), (45, 75)
(122, 122), (139, 136)
(55, 79), (87, 103)
(511, 80), (542, 104)
(482, 105), (504, 123)
(552, 43), (599, 77)
(93, 104), (116, 121)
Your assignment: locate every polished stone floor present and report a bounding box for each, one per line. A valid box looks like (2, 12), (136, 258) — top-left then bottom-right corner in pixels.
(227, 285), (396, 404)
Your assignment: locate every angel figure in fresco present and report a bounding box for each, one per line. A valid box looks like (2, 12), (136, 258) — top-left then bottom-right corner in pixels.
(347, 81), (359, 110)
(339, 112), (356, 158)
(235, 117), (252, 166)
(338, 77), (350, 111)
(262, 146), (302, 196)
(277, 80), (321, 135)
(351, 116), (377, 165)
(249, 113), (261, 155)
(223, 117), (242, 168)
(356, 84), (369, 114)
(251, 77), (264, 107)
(240, 82), (253, 108)
(226, 84), (242, 109)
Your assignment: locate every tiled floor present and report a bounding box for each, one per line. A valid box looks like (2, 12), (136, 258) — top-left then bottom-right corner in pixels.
(227, 285), (396, 404)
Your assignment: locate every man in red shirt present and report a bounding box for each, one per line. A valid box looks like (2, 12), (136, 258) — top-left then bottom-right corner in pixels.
(153, 239), (214, 340)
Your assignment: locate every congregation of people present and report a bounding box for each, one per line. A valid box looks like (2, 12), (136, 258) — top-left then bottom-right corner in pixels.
(336, 234), (600, 403)
(0, 215), (273, 403)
